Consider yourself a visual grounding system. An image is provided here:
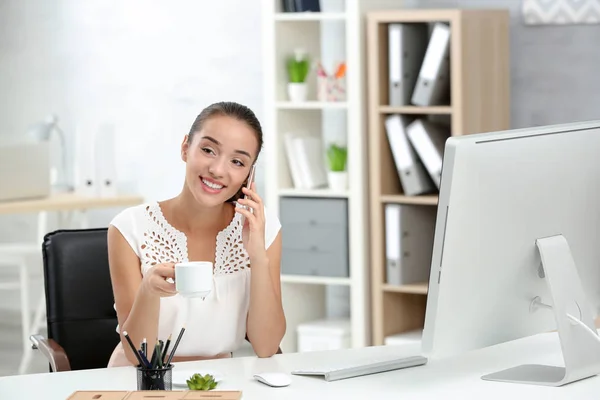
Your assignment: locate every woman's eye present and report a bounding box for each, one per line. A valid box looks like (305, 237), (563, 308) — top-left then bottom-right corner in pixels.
(202, 147), (215, 155)
(232, 159), (244, 167)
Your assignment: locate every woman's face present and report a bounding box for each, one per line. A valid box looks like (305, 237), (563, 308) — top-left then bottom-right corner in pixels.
(182, 115), (258, 207)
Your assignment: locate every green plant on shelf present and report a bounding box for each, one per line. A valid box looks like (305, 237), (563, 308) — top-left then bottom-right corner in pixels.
(286, 48), (310, 83)
(327, 143), (347, 172)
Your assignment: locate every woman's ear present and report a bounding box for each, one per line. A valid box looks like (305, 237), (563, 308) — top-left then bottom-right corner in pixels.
(181, 135), (190, 162)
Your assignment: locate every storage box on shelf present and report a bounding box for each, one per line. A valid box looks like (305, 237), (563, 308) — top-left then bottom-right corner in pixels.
(280, 197), (349, 278)
(297, 318), (352, 352)
(366, 9), (510, 346)
(263, 0), (408, 353)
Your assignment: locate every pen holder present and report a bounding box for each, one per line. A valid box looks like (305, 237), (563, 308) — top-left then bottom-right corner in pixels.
(137, 364), (174, 391)
(317, 75), (346, 102)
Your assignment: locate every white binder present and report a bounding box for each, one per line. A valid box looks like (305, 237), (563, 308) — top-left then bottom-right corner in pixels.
(385, 203), (436, 286)
(411, 22), (451, 106)
(294, 135), (328, 189)
(284, 133), (306, 189)
(283, 133), (328, 189)
(73, 123), (96, 197)
(388, 23), (429, 106)
(94, 123), (118, 197)
(406, 119), (449, 189)
(384, 115), (435, 196)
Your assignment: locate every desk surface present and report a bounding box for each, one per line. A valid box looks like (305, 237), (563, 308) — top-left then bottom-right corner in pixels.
(0, 193), (144, 214)
(1, 332), (599, 400)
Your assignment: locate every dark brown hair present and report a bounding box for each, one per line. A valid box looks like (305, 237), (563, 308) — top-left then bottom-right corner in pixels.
(187, 101), (263, 202)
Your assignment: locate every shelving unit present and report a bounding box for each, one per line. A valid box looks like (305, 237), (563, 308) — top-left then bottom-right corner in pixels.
(366, 9), (511, 346)
(262, 0), (407, 353)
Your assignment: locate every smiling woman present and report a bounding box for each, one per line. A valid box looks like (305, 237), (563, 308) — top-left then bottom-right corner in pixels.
(105, 101), (286, 367)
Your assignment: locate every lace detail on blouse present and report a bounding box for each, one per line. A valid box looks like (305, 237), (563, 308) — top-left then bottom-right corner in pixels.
(140, 202), (250, 275)
(214, 211), (250, 274)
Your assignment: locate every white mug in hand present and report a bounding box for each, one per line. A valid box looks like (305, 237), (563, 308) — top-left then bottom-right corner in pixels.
(175, 261), (213, 298)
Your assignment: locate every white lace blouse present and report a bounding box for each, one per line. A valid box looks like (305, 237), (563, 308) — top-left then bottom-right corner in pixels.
(107, 201), (281, 366)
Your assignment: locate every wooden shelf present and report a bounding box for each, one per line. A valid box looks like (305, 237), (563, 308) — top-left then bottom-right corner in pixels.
(366, 9), (510, 346)
(278, 188), (349, 198)
(379, 106), (452, 115)
(274, 12), (347, 21)
(281, 275), (352, 286)
(382, 283), (428, 295)
(380, 194), (438, 206)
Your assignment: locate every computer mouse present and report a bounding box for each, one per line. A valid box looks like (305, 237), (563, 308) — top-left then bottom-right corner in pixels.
(253, 371), (292, 387)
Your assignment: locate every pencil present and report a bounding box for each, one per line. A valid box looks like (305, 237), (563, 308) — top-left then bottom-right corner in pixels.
(161, 334), (172, 364)
(138, 349), (151, 368)
(141, 338), (147, 359)
(123, 331), (144, 367)
(151, 340), (161, 369)
(165, 326), (186, 366)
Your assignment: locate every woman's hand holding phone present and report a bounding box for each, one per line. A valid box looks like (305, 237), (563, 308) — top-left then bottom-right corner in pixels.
(236, 175), (267, 264)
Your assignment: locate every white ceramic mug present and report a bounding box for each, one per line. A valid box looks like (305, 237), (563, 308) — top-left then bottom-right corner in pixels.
(175, 261), (213, 298)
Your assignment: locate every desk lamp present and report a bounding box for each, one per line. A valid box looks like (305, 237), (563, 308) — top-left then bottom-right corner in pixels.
(27, 114), (72, 193)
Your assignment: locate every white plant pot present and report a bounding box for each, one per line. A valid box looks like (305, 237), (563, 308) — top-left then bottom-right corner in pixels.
(287, 82), (308, 102)
(328, 171), (348, 191)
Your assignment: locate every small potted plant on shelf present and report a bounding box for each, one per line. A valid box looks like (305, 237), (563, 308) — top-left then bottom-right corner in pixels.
(326, 143), (348, 191)
(286, 48), (310, 102)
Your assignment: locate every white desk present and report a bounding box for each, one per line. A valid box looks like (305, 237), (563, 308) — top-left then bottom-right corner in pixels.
(1, 332), (599, 399)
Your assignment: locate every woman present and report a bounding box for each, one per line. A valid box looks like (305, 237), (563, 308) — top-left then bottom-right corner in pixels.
(106, 101), (286, 367)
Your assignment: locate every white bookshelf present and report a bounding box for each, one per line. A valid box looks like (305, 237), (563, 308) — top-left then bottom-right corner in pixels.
(262, 0), (406, 353)
(274, 12), (347, 21)
(275, 101), (348, 109)
(278, 188), (348, 198)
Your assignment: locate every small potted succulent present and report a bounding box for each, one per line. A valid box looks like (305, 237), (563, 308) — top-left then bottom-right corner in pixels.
(187, 373), (218, 391)
(326, 143), (348, 190)
(286, 48), (310, 102)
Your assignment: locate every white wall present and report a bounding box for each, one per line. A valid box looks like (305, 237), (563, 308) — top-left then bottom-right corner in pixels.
(0, 0), (265, 312)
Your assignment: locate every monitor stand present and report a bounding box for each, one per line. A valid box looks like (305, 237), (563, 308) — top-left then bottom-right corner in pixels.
(482, 234), (600, 386)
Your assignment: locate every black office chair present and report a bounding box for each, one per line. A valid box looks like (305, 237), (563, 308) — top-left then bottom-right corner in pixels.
(30, 228), (120, 372)
(30, 228), (281, 372)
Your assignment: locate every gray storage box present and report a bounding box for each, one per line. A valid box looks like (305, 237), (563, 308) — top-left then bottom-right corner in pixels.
(279, 197), (349, 278)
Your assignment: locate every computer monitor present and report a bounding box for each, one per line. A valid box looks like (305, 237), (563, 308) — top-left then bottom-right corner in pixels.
(421, 120), (600, 387)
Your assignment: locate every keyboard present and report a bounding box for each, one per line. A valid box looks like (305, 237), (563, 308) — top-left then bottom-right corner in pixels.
(291, 355), (428, 382)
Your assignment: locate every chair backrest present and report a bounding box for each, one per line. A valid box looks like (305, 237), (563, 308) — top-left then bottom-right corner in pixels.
(42, 228), (119, 371)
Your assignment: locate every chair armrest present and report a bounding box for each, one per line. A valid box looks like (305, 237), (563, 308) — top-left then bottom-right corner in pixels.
(30, 334), (71, 372)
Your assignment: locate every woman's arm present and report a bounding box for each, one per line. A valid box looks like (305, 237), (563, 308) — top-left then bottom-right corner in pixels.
(108, 225), (174, 365)
(246, 232), (286, 357)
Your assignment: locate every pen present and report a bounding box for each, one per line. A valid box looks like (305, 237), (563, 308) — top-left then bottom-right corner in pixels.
(165, 326), (186, 367)
(162, 334), (172, 364)
(123, 331), (145, 367)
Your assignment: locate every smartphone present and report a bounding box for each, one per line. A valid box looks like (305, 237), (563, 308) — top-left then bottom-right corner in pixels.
(241, 164), (256, 212)
(245, 164), (257, 194)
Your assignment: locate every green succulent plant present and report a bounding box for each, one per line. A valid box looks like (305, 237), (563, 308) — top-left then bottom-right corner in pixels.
(186, 373), (218, 391)
(287, 48), (310, 83)
(327, 143), (347, 172)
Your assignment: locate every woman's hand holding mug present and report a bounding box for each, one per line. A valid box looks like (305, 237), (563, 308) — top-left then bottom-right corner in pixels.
(142, 262), (177, 297)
